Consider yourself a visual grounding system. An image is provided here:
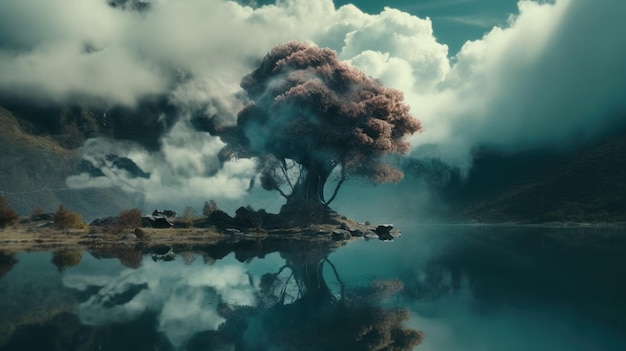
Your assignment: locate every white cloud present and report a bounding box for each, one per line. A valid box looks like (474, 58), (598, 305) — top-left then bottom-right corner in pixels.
(66, 122), (257, 208)
(404, 0), (626, 167)
(4, 0), (626, 205)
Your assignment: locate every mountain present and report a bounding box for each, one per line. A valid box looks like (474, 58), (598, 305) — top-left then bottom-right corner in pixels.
(0, 105), (135, 221)
(2, 98), (625, 224)
(436, 130), (626, 223)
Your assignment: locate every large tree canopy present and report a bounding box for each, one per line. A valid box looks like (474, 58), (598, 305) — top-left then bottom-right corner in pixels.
(216, 41), (421, 210)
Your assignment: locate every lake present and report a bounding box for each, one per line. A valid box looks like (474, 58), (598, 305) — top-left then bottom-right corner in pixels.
(1, 224), (625, 350)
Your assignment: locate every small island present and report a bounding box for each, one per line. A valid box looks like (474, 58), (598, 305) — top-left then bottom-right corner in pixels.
(0, 198), (401, 255)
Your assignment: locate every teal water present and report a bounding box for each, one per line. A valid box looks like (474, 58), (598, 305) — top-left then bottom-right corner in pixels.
(1, 225), (625, 350)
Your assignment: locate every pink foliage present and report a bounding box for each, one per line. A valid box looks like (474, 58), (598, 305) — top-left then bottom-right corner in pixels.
(223, 41), (422, 192)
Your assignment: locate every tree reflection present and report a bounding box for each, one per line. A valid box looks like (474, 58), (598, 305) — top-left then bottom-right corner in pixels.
(1, 239), (423, 351)
(194, 242), (423, 351)
(0, 251), (17, 278)
(51, 250), (82, 272)
(117, 248), (143, 269)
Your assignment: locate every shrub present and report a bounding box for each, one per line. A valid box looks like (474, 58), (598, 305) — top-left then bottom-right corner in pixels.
(202, 200), (219, 217)
(178, 206), (197, 228)
(118, 208), (142, 232)
(52, 204), (87, 232)
(0, 196), (19, 228)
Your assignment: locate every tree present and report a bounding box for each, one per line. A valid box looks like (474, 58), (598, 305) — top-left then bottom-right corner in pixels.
(178, 206), (198, 228)
(0, 195), (18, 228)
(52, 204), (87, 232)
(117, 208), (142, 233)
(213, 42), (421, 213)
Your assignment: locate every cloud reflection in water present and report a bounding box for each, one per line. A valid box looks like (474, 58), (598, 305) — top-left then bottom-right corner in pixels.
(63, 257), (256, 349)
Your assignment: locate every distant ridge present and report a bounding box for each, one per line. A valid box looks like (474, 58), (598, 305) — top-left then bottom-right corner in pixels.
(0, 105), (134, 220)
(440, 129), (626, 223)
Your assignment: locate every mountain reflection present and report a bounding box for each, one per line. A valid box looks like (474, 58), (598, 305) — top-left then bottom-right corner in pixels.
(3, 226), (626, 351)
(0, 238), (421, 351)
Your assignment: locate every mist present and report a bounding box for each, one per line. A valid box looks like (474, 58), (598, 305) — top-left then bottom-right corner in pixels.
(1, 0), (624, 213)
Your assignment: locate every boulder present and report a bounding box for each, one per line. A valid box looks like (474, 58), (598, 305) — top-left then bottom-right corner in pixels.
(375, 224), (400, 241)
(31, 213), (54, 221)
(142, 215), (174, 228)
(134, 227), (146, 238)
(151, 209), (177, 220)
(332, 229), (352, 241)
(35, 221), (54, 228)
(364, 230), (379, 240)
(150, 245), (175, 262)
(90, 216), (118, 227)
(225, 228), (242, 235)
(339, 222), (358, 232)
(350, 228), (365, 237)
(235, 207), (259, 227)
(207, 210), (235, 228)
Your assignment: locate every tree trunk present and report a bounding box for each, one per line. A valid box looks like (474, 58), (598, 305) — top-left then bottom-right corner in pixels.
(288, 165), (331, 205)
(279, 167), (329, 223)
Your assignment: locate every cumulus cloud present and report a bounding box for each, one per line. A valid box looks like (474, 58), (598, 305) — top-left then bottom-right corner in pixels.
(406, 0), (626, 166)
(2, 0), (625, 207)
(66, 121), (257, 207)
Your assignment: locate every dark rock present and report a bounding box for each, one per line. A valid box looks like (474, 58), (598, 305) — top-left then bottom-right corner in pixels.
(142, 215), (174, 228)
(207, 210), (235, 228)
(332, 229), (352, 241)
(350, 228), (365, 237)
(32, 213), (55, 221)
(134, 227), (145, 238)
(35, 221), (54, 228)
(235, 207), (259, 227)
(375, 224), (394, 240)
(225, 228), (242, 235)
(339, 222), (358, 232)
(151, 209), (177, 220)
(90, 216), (118, 227)
(151, 245), (172, 256)
(150, 245), (175, 262)
(364, 230), (379, 240)
(375, 224), (401, 241)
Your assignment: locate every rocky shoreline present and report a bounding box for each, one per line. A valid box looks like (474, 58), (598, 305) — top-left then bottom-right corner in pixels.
(0, 212), (401, 254)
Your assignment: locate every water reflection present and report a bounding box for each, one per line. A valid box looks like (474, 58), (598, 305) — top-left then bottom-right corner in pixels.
(0, 252), (17, 278)
(209, 244), (423, 351)
(1, 226), (626, 351)
(0, 238), (421, 350)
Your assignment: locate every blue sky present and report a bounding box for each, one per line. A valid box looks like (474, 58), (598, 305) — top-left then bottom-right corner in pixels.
(248, 0), (522, 55)
(337, 0), (522, 54)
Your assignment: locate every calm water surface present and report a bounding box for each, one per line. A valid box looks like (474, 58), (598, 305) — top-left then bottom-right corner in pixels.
(1, 224), (625, 350)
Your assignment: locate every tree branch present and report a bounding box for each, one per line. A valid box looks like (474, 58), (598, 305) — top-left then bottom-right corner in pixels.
(280, 158), (295, 190)
(324, 168), (346, 206)
(323, 258), (345, 301)
(274, 186), (290, 199)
